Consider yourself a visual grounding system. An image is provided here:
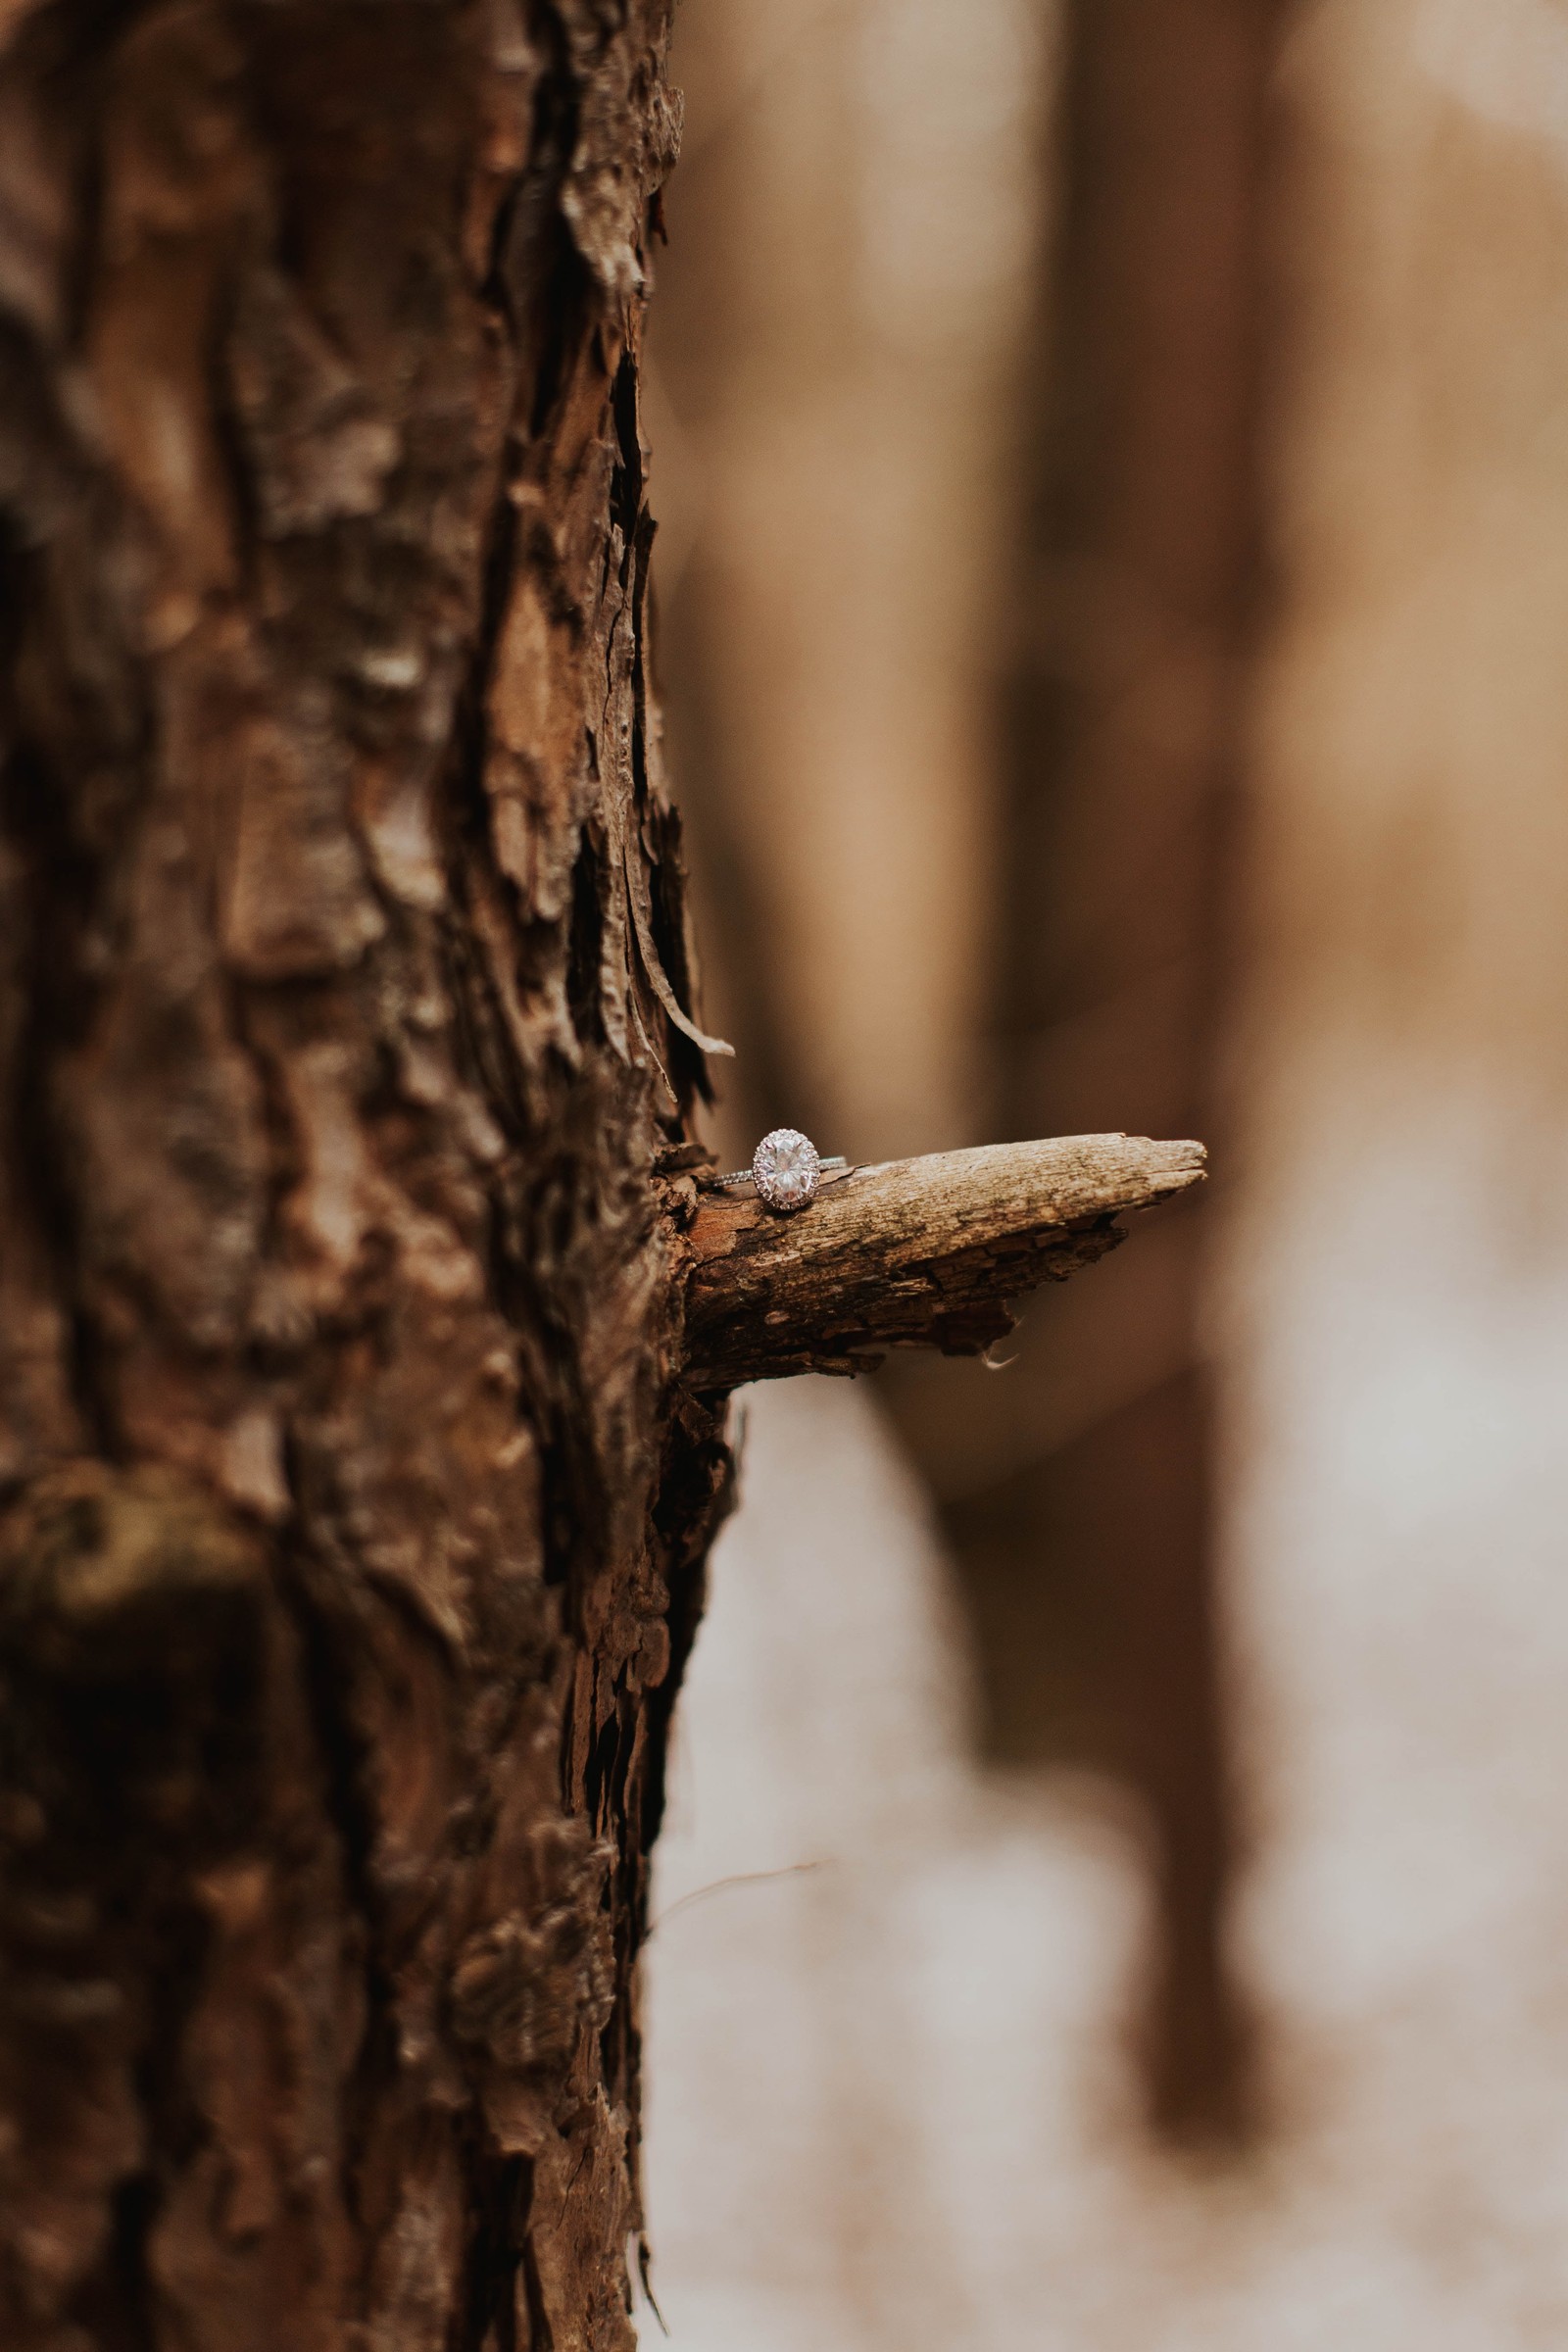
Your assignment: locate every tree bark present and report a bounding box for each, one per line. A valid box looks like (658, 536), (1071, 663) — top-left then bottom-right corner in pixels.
(0, 5), (1200, 2344)
(0, 6), (721, 2344)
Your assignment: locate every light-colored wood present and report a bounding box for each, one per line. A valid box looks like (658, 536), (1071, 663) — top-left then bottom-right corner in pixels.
(681, 1133), (1205, 1388)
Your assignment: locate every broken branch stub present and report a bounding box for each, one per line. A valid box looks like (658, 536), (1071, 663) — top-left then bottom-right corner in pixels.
(682, 1133), (1205, 1389)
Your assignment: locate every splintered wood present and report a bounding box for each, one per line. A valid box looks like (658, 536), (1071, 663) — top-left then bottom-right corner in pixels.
(682, 1133), (1205, 1386)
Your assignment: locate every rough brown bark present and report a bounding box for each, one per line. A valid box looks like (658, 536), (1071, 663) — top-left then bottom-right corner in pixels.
(0, 5), (1201, 2344)
(0, 5), (723, 2344)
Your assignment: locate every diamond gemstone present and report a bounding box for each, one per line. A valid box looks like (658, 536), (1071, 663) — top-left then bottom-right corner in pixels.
(752, 1127), (820, 1213)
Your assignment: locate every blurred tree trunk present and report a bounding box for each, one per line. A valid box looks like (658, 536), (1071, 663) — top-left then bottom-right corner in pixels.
(946, 0), (1286, 2142)
(0, 5), (728, 2347)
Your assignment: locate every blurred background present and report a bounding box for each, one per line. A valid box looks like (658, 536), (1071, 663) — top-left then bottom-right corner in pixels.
(639, 1), (1568, 2344)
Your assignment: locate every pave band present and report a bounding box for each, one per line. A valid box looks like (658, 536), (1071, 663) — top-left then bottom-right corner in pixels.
(713, 1154), (848, 1186)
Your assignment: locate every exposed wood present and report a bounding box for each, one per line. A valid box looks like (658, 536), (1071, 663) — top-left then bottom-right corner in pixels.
(680, 1135), (1204, 1388)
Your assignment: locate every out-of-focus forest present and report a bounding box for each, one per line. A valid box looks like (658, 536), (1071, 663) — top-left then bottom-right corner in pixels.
(637, 1), (1568, 2346)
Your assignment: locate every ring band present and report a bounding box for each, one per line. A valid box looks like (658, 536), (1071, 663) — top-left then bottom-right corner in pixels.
(712, 1159), (849, 1184)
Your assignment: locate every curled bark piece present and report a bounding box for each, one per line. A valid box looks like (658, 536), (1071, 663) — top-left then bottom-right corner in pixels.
(682, 1133), (1205, 1389)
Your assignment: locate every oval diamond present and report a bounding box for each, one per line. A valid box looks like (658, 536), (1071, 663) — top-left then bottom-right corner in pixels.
(752, 1127), (821, 1213)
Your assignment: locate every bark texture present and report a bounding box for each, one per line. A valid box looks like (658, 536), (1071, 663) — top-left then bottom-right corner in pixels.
(0, 4), (725, 2345)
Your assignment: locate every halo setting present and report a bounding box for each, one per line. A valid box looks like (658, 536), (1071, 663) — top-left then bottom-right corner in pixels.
(750, 1127), (821, 1213)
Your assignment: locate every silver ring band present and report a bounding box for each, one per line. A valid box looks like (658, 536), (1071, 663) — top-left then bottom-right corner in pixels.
(712, 1154), (847, 1187)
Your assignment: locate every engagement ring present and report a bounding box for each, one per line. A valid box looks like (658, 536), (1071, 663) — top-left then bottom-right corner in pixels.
(712, 1128), (847, 1214)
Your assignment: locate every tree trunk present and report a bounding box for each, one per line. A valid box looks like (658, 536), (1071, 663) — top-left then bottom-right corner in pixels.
(0, 6), (1204, 2343)
(0, 6), (724, 2344)
(961, 0), (1283, 2141)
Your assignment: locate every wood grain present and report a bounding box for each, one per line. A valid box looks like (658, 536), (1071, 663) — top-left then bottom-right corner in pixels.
(682, 1133), (1205, 1387)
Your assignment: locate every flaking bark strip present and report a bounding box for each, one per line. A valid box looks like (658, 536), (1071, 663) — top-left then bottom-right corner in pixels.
(681, 1134), (1205, 1388)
